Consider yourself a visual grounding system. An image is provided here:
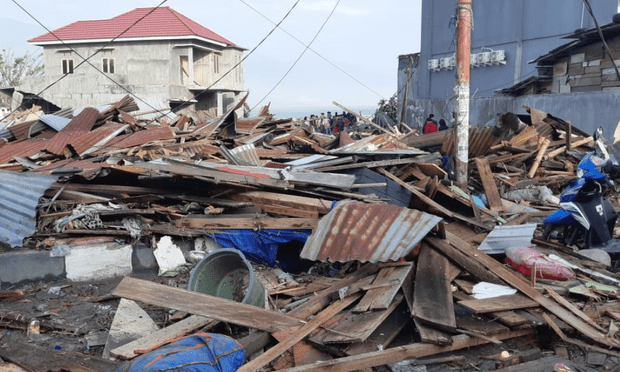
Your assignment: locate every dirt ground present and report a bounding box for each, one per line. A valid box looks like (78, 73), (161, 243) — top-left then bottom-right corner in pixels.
(0, 271), (616, 372)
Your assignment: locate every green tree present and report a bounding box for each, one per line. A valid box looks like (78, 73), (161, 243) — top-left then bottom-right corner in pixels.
(376, 93), (398, 122)
(0, 49), (43, 87)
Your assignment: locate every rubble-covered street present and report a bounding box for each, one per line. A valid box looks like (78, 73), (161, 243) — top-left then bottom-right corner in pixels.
(0, 93), (619, 371)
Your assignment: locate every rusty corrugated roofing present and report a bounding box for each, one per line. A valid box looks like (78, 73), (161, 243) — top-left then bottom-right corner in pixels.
(236, 118), (264, 134)
(69, 122), (127, 155)
(0, 170), (59, 247)
(46, 107), (100, 155)
(301, 201), (443, 263)
(441, 127), (501, 157)
(103, 125), (175, 150)
(8, 120), (37, 141)
(0, 139), (49, 165)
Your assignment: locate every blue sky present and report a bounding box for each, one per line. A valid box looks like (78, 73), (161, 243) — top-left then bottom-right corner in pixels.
(1, 0), (422, 111)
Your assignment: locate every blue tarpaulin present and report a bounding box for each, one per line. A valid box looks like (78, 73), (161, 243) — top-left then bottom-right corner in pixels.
(210, 229), (312, 268)
(116, 333), (245, 372)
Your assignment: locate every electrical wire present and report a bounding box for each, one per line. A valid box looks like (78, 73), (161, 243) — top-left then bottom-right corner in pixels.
(162, 0), (302, 119)
(249, 0), (341, 111)
(582, 0), (620, 82)
(3, 0), (169, 122)
(239, 0), (385, 102)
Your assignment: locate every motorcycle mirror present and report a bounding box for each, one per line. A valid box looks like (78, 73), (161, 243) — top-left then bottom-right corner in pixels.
(594, 126), (604, 141)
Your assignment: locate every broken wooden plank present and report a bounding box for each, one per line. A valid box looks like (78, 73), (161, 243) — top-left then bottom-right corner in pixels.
(316, 157), (420, 173)
(176, 216), (318, 230)
(237, 293), (362, 372)
(112, 277), (303, 333)
(444, 231), (620, 349)
(544, 286), (607, 333)
(110, 315), (214, 360)
(416, 163), (447, 179)
(475, 158), (503, 212)
(458, 294), (540, 314)
(455, 305), (509, 335)
(344, 301), (410, 356)
(378, 168), (491, 231)
(352, 263), (412, 313)
(275, 329), (535, 372)
(289, 263), (380, 320)
(413, 244), (457, 332)
(227, 191), (332, 214)
(424, 236), (503, 284)
(527, 138), (551, 178)
(308, 294), (404, 344)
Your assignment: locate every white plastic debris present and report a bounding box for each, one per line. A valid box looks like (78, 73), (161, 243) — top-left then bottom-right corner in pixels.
(472, 282), (517, 299)
(154, 236), (187, 277)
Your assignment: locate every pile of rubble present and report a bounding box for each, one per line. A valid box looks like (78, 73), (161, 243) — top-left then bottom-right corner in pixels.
(0, 94), (619, 371)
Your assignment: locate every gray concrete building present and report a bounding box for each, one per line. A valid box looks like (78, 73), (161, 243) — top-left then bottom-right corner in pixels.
(18, 7), (246, 115)
(399, 0), (620, 133)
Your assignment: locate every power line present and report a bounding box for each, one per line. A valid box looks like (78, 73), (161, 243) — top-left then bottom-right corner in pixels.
(239, 0), (385, 102)
(249, 0), (341, 111)
(3, 0), (169, 122)
(163, 0), (302, 119)
(582, 0), (620, 81)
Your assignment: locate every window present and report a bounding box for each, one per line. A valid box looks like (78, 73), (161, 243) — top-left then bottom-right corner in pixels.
(62, 59), (74, 74)
(102, 58), (115, 73)
(213, 53), (220, 74)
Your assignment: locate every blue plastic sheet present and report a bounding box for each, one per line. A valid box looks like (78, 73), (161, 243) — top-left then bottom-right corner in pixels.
(116, 333), (245, 372)
(210, 229), (312, 268)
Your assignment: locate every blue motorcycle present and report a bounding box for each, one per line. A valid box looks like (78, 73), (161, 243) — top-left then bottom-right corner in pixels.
(542, 139), (620, 253)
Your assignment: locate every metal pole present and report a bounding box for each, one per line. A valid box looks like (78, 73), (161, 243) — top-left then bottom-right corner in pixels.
(455, 0), (472, 189)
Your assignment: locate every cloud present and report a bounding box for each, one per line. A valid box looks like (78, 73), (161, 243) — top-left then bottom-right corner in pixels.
(299, 1), (371, 17)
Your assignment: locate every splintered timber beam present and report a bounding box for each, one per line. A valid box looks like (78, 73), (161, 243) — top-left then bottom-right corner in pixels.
(112, 277), (303, 333)
(275, 329), (534, 372)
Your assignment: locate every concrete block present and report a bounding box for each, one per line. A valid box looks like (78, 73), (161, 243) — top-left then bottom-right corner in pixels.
(65, 243), (132, 282)
(0, 249), (65, 288)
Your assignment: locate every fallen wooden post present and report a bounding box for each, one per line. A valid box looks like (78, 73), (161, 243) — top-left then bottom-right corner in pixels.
(527, 138), (551, 178)
(275, 329), (535, 372)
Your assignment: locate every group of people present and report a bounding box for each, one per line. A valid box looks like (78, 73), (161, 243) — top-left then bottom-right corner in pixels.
(423, 113), (449, 134)
(303, 111), (358, 135)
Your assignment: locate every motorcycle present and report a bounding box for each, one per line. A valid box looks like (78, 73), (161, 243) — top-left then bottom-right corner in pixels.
(542, 129), (620, 254)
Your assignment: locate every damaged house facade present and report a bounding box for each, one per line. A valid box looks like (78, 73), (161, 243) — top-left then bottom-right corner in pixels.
(399, 0), (620, 136)
(17, 6), (246, 115)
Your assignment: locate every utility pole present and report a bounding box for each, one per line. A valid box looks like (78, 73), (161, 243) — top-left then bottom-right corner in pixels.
(455, 0), (472, 189)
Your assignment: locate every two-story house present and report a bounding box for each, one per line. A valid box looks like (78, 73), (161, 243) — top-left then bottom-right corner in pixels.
(19, 7), (246, 115)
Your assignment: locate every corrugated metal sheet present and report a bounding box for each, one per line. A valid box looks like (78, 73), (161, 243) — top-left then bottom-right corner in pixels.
(478, 223), (538, 254)
(228, 144), (262, 166)
(35, 158), (112, 173)
(69, 122), (126, 155)
(39, 114), (71, 132)
(0, 139), (49, 165)
(301, 201), (443, 263)
(441, 126), (501, 157)
(0, 170), (59, 247)
(104, 126), (175, 150)
(46, 107), (100, 155)
(236, 117), (264, 134)
(8, 120), (36, 141)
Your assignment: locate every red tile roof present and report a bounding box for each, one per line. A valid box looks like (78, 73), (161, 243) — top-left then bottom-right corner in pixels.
(29, 7), (236, 46)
